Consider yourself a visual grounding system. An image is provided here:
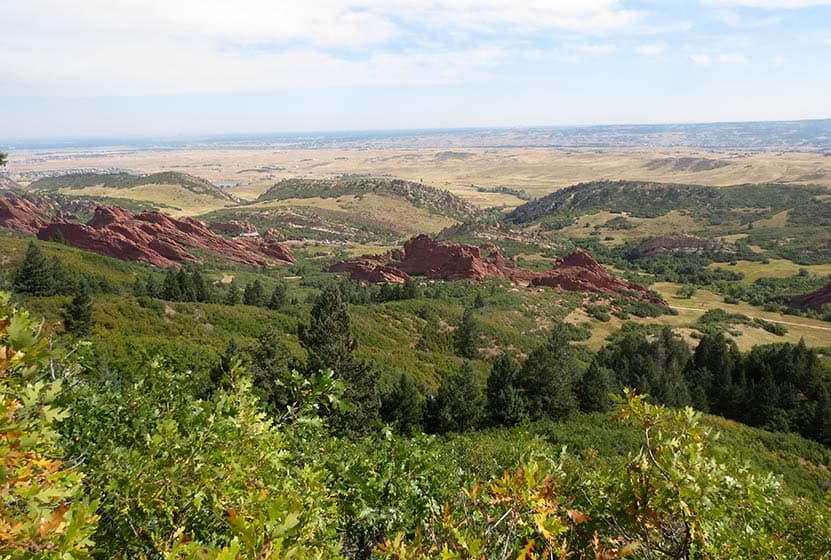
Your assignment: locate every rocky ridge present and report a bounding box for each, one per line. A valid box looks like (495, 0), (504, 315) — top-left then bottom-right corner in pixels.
(36, 206), (295, 268)
(330, 234), (663, 303)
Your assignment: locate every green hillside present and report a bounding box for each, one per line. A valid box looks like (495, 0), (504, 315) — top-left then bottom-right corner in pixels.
(28, 171), (239, 202)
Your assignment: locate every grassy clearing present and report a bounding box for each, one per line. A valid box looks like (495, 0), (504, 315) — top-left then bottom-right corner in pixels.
(708, 259), (831, 283)
(555, 210), (702, 246)
(61, 184), (236, 216)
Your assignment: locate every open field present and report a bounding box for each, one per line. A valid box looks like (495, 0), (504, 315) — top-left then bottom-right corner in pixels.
(8, 146), (831, 213)
(708, 259), (831, 283)
(565, 282), (831, 352)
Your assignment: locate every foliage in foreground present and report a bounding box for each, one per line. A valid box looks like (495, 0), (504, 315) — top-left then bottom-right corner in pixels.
(0, 292), (98, 558)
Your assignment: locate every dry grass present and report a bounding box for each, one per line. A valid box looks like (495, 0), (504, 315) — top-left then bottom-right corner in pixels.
(12, 146), (831, 214)
(707, 260), (831, 283)
(62, 183), (235, 216)
(565, 282), (831, 352)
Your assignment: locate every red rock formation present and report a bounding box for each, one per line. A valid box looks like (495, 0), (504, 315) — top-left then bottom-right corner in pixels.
(532, 249), (665, 304)
(791, 282), (831, 311)
(36, 205), (295, 268)
(396, 234), (506, 281)
(330, 259), (410, 283)
(0, 194), (50, 234)
(329, 235), (664, 303)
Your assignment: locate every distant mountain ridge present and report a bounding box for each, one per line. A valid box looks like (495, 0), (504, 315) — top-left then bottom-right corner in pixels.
(255, 177), (481, 220)
(28, 171), (239, 203)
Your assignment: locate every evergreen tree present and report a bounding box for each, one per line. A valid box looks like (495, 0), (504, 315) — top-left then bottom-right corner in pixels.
(176, 268), (196, 302)
(243, 279), (266, 306)
(576, 361), (613, 413)
(145, 275), (161, 299)
(299, 285), (379, 436)
(454, 307), (479, 359)
(224, 279), (241, 305)
(162, 268), (182, 301)
(299, 285), (358, 376)
(381, 373), (424, 434)
(426, 361), (483, 434)
(268, 282), (288, 310)
(13, 241), (55, 296)
(49, 256), (71, 294)
(248, 329), (298, 410)
(62, 280), (94, 336)
(485, 354), (526, 426)
(515, 326), (584, 421)
(0, 152), (6, 166)
(190, 269), (210, 302)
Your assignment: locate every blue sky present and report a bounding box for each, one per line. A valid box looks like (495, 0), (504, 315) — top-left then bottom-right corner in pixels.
(2, 0), (830, 139)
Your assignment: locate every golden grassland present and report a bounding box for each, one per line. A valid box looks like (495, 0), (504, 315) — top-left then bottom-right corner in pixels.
(61, 183), (236, 216)
(708, 259), (831, 283)
(567, 282), (831, 352)
(11, 146), (831, 213)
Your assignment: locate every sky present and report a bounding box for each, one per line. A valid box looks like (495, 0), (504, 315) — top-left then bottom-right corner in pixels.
(1, 0), (830, 139)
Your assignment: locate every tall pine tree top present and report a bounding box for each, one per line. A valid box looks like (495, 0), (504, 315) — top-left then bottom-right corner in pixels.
(299, 285), (357, 375)
(14, 241), (55, 296)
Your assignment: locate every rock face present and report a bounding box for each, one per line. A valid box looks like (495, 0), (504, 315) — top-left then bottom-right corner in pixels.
(634, 235), (733, 258)
(36, 205), (295, 268)
(329, 234), (661, 303)
(532, 250), (665, 304)
(0, 194), (51, 234)
(791, 283), (831, 312)
(396, 234), (507, 281)
(208, 220), (259, 236)
(330, 258), (410, 283)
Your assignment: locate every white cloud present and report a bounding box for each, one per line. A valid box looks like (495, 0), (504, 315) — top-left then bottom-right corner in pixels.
(688, 50), (748, 66)
(689, 53), (713, 66)
(574, 44), (619, 55)
(771, 55), (790, 66)
(825, 36), (831, 45)
(637, 43), (668, 56)
(705, 0), (831, 8)
(0, 0), (653, 97)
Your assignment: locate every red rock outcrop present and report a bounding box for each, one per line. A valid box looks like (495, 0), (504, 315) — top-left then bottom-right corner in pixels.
(532, 249), (665, 304)
(791, 282), (831, 312)
(395, 234), (506, 281)
(36, 205), (295, 268)
(329, 234), (660, 303)
(330, 259), (410, 283)
(0, 194), (51, 234)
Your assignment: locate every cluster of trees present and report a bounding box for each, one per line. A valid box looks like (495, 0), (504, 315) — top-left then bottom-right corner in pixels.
(135, 269), (290, 310)
(13, 241), (78, 297)
(5, 290), (831, 558)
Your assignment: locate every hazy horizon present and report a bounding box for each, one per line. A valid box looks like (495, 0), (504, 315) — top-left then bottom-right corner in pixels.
(3, 1), (830, 139)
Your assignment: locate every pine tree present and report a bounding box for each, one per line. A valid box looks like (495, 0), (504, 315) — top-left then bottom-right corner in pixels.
(13, 241), (55, 296)
(176, 268), (196, 302)
(381, 373), (424, 434)
(299, 285), (379, 436)
(426, 361), (483, 434)
(0, 152), (7, 166)
(454, 307), (479, 359)
(300, 285), (358, 376)
(515, 325), (583, 421)
(249, 328), (297, 410)
(162, 268), (182, 301)
(62, 280), (94, 336)
(243, 279), (265, 306)
(225, 279), (241, 305)
(576, 361), (613, 413)
(267, 282), (287, 310)
(486, 354), (526, 426)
